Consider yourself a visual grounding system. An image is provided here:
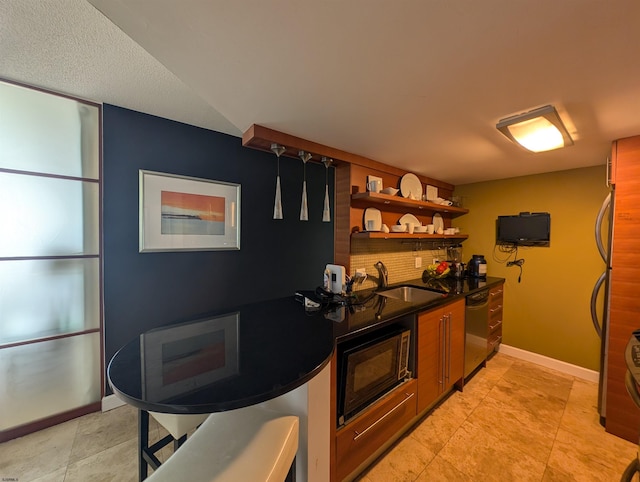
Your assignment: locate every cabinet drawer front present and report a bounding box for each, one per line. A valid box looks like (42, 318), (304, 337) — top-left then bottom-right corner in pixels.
(336, 380), (417, 480)
(488, 332), (502, 354)
(489, 306), (503, 324)
(488, 318), (502, 334)
(489, 285), (504, 297)
(489, 285), (504, 308)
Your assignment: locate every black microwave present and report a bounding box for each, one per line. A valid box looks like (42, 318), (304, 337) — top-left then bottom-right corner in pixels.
(337, 325), (411, 426)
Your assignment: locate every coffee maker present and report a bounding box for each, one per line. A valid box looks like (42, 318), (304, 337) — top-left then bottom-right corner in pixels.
(446, 244), (465, 278)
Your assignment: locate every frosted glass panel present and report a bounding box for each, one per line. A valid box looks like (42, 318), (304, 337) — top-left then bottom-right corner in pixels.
(0, 81), (100, 179)
(0, 333), (101, 431)
(0, 259), (100, 345)
(0, 172), (99, 257)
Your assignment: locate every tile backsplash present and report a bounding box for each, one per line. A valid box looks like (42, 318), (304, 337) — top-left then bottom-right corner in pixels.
(350, 238), (450, 291)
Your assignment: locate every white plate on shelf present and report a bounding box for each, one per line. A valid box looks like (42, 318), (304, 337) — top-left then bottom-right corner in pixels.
(399, 173), (422, 200)
(363, 207), (382, 231)
(432, 213), (444, 233)
(398, 213), (421, 226)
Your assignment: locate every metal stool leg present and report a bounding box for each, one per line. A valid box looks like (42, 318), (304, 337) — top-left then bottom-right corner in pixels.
(138, 410), (149, 482)
(285, 455), (296, 482)
(173, 434), (186, 451)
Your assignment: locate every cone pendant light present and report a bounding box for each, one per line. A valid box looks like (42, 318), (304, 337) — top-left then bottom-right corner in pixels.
(322, 157), (332, 222)
(270, 143), (285, 219)
(299, 150), (311, 221)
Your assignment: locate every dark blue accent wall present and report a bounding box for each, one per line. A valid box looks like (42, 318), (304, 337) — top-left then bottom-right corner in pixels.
(103, 105), (334, 381)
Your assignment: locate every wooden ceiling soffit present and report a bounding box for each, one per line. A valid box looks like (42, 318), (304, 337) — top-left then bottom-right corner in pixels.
(242, 124), (453, 190)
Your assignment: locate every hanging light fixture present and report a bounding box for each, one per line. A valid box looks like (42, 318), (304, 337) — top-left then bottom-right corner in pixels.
(321, 157), (332, 222)
(496, 105), (573, 152)
(270, 143), (285, 219)
(298, 150), (311, 221)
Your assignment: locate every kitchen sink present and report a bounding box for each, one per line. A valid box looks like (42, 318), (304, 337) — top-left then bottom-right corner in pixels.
(377, 285), (445, 303)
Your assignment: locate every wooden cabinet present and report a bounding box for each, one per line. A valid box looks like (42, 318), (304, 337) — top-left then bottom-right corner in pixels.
(488, 283), (504, 355)
(335, 379), (417, 481)
(606, 135), (640, 443)
(416, 299), (465, 413)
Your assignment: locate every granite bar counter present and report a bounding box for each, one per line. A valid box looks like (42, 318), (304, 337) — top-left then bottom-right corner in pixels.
(107, 276), (504, 414)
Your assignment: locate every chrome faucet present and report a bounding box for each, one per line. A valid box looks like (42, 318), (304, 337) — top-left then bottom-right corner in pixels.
(374, 261), (388, 290)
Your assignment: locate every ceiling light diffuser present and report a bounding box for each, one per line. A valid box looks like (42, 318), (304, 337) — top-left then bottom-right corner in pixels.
(496, 105), (573, 152)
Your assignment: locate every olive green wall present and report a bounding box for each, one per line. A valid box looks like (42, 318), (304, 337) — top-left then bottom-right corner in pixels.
(454, 166), (608, 371)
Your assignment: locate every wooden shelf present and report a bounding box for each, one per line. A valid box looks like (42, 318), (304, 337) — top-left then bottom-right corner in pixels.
(241, 124), (454, 190)
(351, 192), (469, 217)
(352, 232), (468, 241)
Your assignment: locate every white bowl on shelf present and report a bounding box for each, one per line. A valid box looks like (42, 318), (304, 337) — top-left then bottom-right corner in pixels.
(381, 187), (399, 196)
(391, 225), (407, 233)
(414, 225), (428, 233)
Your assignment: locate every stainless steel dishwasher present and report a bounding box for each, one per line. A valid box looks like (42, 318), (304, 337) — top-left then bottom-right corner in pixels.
(465, 288), (490, 378)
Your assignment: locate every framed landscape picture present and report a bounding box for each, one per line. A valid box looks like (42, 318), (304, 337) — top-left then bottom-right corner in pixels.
(139, 170), (240, 252)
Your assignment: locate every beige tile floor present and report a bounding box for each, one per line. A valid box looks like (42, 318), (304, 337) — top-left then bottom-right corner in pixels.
(0, 353), (637, 482)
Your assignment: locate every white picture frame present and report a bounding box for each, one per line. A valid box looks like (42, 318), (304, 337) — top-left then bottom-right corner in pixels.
(139, 170), (240, 252)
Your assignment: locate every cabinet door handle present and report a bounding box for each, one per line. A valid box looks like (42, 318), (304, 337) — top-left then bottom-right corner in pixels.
(446, 313), (451, 383)
(352, 392), (415, 441)
(489, 305), (502, 313)
(438, 316), (444, 386)
(489, 320), (502, 331)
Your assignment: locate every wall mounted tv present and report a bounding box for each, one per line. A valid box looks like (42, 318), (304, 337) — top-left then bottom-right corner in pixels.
(496, 212), (551, 246)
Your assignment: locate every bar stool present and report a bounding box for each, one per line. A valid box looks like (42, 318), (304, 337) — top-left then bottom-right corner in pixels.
(144, 407), (299, 482)
(139, 411), (210, 480)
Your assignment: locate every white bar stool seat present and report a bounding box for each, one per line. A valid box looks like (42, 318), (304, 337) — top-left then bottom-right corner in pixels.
(148, 412), (210, 440)
(138, 411), (210, 480)
(145, 407), (299, 482)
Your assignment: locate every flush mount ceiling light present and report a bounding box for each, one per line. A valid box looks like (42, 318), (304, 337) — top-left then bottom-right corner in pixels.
(496, 105), (573, 152)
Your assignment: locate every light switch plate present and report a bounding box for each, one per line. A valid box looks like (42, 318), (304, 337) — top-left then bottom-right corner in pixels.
(415, 257), (422, 268)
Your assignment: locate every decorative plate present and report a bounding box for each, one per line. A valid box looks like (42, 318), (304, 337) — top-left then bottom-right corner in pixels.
(399, 173), (422, 199)
(398, 213), (421, 226)
(363, 207), (382, 231)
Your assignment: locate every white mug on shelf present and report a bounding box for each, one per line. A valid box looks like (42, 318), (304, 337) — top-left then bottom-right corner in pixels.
(426, 224), (434, 234)
(406, 222), (415, 234)
(367, 180), (381, 193)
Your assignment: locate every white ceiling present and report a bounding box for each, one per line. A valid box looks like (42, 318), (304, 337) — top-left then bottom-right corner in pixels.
(3, 1), (640, 185)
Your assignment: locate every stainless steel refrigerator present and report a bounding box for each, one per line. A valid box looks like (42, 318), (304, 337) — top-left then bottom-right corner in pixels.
(591, 188), (614, 421)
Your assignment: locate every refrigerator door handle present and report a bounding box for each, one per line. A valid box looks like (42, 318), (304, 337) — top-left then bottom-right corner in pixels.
(590, 271), (607, 338)
(595, 193), (611, 262)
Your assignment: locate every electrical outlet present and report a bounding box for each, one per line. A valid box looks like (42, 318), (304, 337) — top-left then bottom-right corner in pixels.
(415, 257), (422, 268)
(355, 268), (367, 278)
(433, 258), (440, 264)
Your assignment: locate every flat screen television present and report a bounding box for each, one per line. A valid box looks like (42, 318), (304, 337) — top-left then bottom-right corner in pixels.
(496, 212), (551, 246)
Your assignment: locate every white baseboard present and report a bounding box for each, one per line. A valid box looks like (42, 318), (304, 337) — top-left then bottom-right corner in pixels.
(498, 344), (600, 383)
(102, 394), (126, 412)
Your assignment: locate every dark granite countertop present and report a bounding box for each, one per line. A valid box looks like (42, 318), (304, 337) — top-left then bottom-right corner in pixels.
(108, 297), (335, 414)
(107, 276), (504, 414)
(332, 276), (505, 342)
